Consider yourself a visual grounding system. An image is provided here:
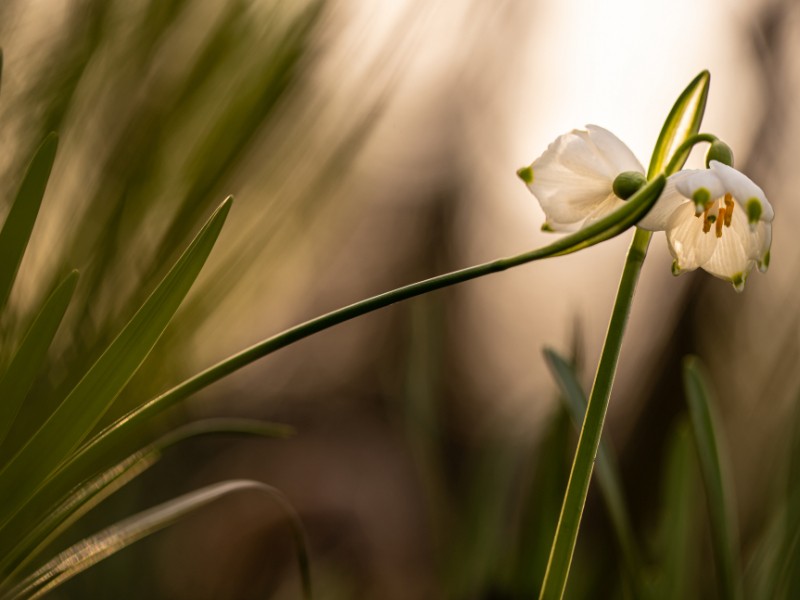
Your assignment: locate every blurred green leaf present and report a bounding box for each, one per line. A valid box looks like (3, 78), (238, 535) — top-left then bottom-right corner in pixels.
(0, 134), (58, 314)
(683, 355), (743, 600)
(542, 348), (643, 595)
(3, 479), (311, 600)
(152, 0), (325, 274)
(651, 418), (699, 599)
(760, 391), (800, 599)
(0, 197), (232, 534)
(509, 406), (571, 597)
(2, 419), (293, 583)
(647, 70), (710, 177)
(445, 443), (518, 597)
(0, 271), (78, 449)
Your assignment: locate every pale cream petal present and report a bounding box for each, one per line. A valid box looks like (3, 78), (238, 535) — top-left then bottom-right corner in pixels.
(528, 171), (610, 227)
(699, 226), (754, 282)
(585, 125), (644, 176)
(533, 129), (613, 181)
(527, 129), (614, 227)
(709, 161), (774, 221)
(666, 203), (717, 271)
(674, 169), (725, 206)
(582, 193), (627, 229)
(726, 202), (763, 259)
(637, 172), (693, 231)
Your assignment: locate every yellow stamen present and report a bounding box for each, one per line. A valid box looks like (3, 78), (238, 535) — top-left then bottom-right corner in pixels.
(724, 193), (734, 227)
(716, 207), (724, 238)
(702, 207), (712, 233)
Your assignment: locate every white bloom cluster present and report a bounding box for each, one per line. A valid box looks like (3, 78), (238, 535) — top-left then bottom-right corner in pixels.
(519, 126), (773, 291)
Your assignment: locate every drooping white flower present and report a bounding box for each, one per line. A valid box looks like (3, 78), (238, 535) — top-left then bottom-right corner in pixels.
(517, 125), (645, 232)
(638, 160), (773, 291)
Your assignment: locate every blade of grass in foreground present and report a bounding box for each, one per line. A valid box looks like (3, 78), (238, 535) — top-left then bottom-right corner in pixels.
(0, 197), (232, 533)
(4, 480), (311, 600)
(542, 348), (643, 594)
(0, 271), (78, 448)
(0, 134), (58, 314)
(539, 70), (710, 600)
(683, 355), (743, 600)
(1, 419), (293, 583)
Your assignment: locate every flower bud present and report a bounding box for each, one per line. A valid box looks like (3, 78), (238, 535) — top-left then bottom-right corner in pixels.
(705, 140), (734, 168)
(612, 171), (647, 200)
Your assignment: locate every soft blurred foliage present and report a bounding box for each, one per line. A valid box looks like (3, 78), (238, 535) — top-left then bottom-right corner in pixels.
(2, 0), (800, 598)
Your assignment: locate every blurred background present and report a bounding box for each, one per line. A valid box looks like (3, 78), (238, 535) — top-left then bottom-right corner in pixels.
(1, 0), (798, 597)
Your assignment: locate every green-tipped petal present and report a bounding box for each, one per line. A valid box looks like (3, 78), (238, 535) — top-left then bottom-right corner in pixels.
(516, 165), (534, 184)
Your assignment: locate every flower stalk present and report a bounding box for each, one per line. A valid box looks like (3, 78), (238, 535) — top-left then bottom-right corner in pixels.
(539, 226), (652, 600)
(537, 71), (714, 599)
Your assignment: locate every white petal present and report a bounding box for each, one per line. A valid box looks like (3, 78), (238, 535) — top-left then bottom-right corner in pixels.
(674, 169), (726, 209)
(523, 126), (644, 230)
(534, 129), (615, 181)
(585, 125), (645, 176)
(699, 208), (755, 281)
(527, 129), (616, 227)
(582, 193), (627, 229)
(709, 161), (774, 222)
(637, 171), (693, 231)
(665, 203), (717, 271)
(528, 171), (610, 227)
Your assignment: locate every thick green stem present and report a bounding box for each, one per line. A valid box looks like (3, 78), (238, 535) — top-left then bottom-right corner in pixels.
(539, 227), (652, 600)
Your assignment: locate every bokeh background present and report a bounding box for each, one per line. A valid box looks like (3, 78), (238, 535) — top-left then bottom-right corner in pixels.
(1, 0), (798, 597)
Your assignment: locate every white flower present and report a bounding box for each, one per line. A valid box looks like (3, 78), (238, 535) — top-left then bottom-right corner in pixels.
(518, 125), (645, 232)
(638, 160), (773, 291)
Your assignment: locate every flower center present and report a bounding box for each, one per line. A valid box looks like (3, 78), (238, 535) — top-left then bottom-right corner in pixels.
(697, 193), (734, 238)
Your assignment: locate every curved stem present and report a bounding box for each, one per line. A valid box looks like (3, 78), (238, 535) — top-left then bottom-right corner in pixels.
(0, 176), (666, 552)
(664, 133), (717, 175)
(539, 226), (653, 600)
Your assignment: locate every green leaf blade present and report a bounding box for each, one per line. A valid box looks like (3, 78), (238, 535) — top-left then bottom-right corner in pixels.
(1, 418), (293, 582)
(0, 133), (58, 313)
(0, 270), (79, 448)
(0, 197), (232, 531)
(651, 419), (700, 599)
(5, 480), (310, 600)
(683, 355), (743, 600)
(647, 70), (710, 177)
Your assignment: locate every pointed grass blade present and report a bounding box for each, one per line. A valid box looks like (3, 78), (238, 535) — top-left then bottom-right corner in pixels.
(543, 348), (643, 593)
(0, 197), (232, 531)
(647, 71), (710, 177)
(0, 134), (58, 313)
(1, 419), (293, 583)
(683, 355), (743, 600)
(4, 480), (311, 600)
(0, 271), (78, 448)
